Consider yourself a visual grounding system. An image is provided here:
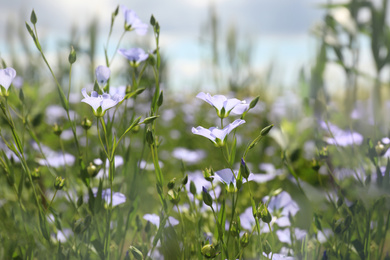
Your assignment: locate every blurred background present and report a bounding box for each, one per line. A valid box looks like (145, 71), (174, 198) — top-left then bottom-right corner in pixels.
(0, 0), (367, 93)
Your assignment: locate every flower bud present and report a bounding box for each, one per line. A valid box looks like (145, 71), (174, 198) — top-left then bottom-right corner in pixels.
(81, 117), (92, 130)
(30, 9), (37, 24)
(54, 176), (65, 190)
(167, 189), (180, 205)
(257, 204), (272, 224)
(146, 129), (154, 145)
(262, 240), (272, 255)
(167, 178), (176, 190)
(87, 162), (99, 177)
(203, 168), (214, 182)
(128, 246), (143, 260)
(190, 181), (197, 195)
(201, 244), (219, 259)
(311, 159), (321, 171)
(240, 232), (250, 248)
(260, 124), (273, 136)
(239, 158), (250, 179)
(142, 116), (159, 125)
(319, 147), (328, 159)
(249, 96), (260, 109)
(182, 175), (188, 185)
(52, 123), (63, 136)
(375, 141), (386, 156)
(68, 46), (77, 64)
(202, 186), (213, 207)
(157, 90), (163, 107)
(32, 167), (41, 180)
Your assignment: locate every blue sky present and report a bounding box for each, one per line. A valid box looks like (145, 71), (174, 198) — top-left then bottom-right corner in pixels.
(0, 0), (375, 92)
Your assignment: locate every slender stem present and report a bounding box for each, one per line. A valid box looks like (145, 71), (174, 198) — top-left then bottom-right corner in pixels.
(46, 190), (58, 212)
(109, 31), (126, 66)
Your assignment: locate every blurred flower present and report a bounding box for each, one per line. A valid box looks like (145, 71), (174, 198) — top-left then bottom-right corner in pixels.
(94, 155), (124, 178)
(196, 92), (249, 118)
(263, 252), (295, 260)
(81, 88), (124, 117)
(95, 65), (110, 87)
(139, 160), (164, 171)
(118, 48), (149, 65)
(92, 188), (126, 207)
(331, 7), (357, 35)
(37, 150), (75, 168)
(143, 213), (179, 228)
(239, 207), (269, 233)
(12, 76), (23, 89)
(317, 228), (333, 243)
(109, 85), (127, 97)
(121, 5), (148, 35)
(55, 229), (73, 242)
(276, 228), (307, 245)
(320, 121), (363, 146)
(0, 67), (16, 95)
(263, 191), (300, 227)
(172, 147), (206, 164)
(192, 119), (245, 146)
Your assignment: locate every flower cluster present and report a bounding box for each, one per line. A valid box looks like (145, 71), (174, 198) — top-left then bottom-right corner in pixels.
(192, 92), (250, 146)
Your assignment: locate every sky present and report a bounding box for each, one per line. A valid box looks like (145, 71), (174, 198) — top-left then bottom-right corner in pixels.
(0, 0), (378, 93)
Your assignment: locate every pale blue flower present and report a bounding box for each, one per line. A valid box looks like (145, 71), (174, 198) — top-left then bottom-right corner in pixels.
(263, 191), (300, 227)
(143, 213), (179, 228)
(196, 92), (249, 118)
(92, 188), (126, 207)
(0, 67), (16, 95)
(95, 65), (110, 87)
(172, 147), (206, 164)
(192, 119), (245, 146)
(121, 5), (148, 35)
(118, 48), (149, 65)
(81, 88), (124, 117)
(276, 228), (307, 245)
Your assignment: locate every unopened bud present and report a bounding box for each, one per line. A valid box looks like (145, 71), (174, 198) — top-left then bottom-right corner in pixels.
(87, 162), (99, 177)
(203, 168), (214, 182)
(30, 9), (37, 24)
(52, 123), (63, 136)
(182, 175), (188, 185)
(262, 240), (272, 255)
(190, 181), (197, 195)
(240, 232), (250, 248)
(167, 178), (176, 190)
(54, 176), (65, 190)
(240, 158), (250, 179)
(260, 124), (273, 136)
(257, 204), (272, 224)
(201, 244), (219, 259)
(128, 246), (143, 260)
(375, 141), (386, 156)
(68, 46), (76, 64)
(202, 186), (213, 207)
(167, 189), (180, 205)
(32, 167), (41, 180)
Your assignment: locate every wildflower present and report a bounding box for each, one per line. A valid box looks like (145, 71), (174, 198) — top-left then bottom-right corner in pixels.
(92, 188), (126, 207)
(196, 92), (249, 118)
(143, 213), (179, 228)
(0, 67), (16, 96)
(263, 191), (300, 227)
(276, 228), (307, 245)
(118, 48), (149, 66)
(81, 88), (124, 117)
(121, 5), (148, 35)
(192, 119), (245, 146)
(172, 147), (206, 164)
(95, 65), (111, 87)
